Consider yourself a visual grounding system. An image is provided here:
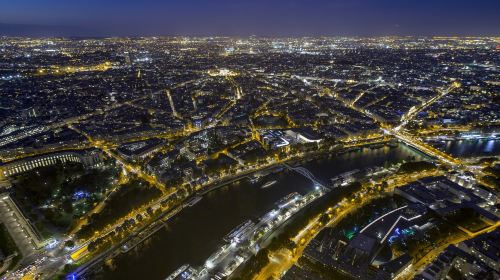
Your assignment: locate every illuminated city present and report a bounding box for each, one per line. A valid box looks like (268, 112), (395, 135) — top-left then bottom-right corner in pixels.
(0, 1), (499, 280)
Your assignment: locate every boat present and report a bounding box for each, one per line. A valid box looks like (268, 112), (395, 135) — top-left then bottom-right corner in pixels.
(249, 174), (261, 184)
(224, 220), (256, 243)
(275, 192), (301, 208)
(330, 169), (360, 187)
(185, 195), (202, 207)
(261, 180), (277, 189)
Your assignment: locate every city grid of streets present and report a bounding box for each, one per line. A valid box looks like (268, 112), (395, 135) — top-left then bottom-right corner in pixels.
(0, 36), (498, 280)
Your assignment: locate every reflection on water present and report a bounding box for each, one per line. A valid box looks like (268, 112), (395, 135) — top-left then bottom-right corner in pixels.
(98, 144), (428, 280)
(431, 138), (500, 157)
(485, 139), (495, 153)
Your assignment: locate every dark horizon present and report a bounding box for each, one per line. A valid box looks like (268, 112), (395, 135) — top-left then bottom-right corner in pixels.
(2, 22), (499, 38)
(1, 0), (500, 37)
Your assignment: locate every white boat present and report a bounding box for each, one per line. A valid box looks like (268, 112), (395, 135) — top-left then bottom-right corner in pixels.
(261, 180), (277, 189)
(275, 192), (301, 208)
(186, 195), (202, 207)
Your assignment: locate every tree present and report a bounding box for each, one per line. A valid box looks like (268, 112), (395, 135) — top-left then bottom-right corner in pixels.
(64, 240), (75, 248)
(62, 200), (74, 214)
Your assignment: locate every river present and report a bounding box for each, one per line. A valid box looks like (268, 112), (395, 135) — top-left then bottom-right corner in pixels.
(94, 144), (427, 280)
(427, 138), (500, 158)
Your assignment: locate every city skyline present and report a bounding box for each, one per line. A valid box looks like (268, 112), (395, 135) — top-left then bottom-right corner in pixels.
(0, 2), (499, 280)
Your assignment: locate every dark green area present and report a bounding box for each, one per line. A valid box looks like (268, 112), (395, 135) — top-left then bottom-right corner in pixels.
(0, 224), (18, 256)
(77, 177), (162, 240)
(391, 211), (464, 260)
(482, 175), (500, 190)
(232, 249), (270, 280)
(53, 263), (79, 280)
(333, 195), (407, 241)
(12, 162), (120, 234)
(482, 164), (500, 190)
(398, 161), (436, 174)
(202, 154), (237, 177)
(253, 115), (288, 128)
(298, 255), (353, 280)
(477, 157), (498, 166)
(446, 207), (489, 232)
(483, 166), (500, 178)
(0, 223), (21, 273)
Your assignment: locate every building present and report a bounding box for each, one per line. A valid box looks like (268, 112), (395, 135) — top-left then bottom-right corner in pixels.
(457, 228), (500, 271)
(284, 128), (322, 144)
(165, 264), (198, 280)
(417, 230), (500, 280)
(394, 176), (500, 224)
(116, 138), (164, 161)
(0, 149), (103, 180)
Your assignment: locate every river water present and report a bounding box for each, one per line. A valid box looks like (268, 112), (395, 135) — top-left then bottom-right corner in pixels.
(427, 138), (500, 158)
(97, 144), (427, 280)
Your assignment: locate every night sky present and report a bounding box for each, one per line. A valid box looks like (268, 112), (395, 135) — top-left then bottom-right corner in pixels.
(1, 0), (500, 36)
